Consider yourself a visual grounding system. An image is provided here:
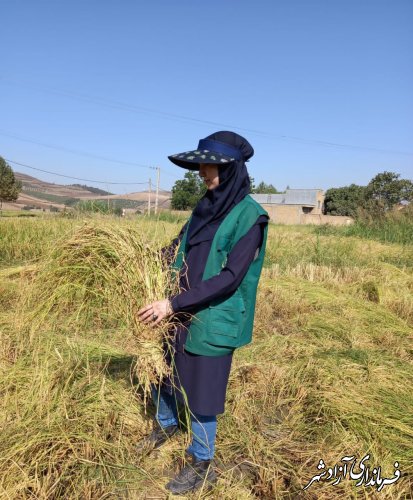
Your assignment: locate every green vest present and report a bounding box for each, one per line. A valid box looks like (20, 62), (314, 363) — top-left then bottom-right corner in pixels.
(172, 195), (269, 356)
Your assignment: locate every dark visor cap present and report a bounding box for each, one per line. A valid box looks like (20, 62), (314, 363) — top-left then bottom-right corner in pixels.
(168, 138), (243, 171)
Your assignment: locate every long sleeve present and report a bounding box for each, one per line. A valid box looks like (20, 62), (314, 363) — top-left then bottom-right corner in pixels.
(170, 215), (268, 313)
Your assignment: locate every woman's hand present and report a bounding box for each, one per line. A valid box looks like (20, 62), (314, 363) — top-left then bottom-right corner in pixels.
(137, 299), (173, 326)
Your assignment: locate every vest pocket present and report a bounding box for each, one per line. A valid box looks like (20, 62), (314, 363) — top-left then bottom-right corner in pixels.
(208, 294), (246, 340)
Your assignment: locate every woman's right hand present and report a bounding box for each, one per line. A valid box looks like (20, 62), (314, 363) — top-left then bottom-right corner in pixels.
(137, 299), (173, 326)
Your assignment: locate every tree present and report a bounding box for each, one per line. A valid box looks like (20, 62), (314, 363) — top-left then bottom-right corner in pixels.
(171, 171), (207, 210)
(324, 184), (367, 217)
(0, 157), (22, 209)
(324, 171), (413, 219)
(365, 171), (413, 212)
(253, 181), (279, 194)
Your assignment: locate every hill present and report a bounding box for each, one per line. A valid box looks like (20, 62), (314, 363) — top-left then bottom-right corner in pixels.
(68, 184), (113, 196)
(3, 173), (171, 211)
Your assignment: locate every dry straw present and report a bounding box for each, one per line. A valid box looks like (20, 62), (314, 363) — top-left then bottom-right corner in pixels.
(2, 217), (413, 497)
(24, 222), (180, 397)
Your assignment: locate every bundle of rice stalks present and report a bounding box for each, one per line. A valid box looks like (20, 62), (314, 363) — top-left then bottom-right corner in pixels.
(23, 222), (179, 396)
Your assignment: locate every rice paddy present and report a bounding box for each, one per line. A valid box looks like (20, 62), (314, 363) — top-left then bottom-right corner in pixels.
(0, 214), (412, 498)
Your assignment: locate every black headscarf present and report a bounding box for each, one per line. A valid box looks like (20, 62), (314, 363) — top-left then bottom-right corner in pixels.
(186, 131), (253, 247)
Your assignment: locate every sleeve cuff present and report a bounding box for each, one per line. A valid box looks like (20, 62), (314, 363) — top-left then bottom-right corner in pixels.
(170, 294), (181, 313)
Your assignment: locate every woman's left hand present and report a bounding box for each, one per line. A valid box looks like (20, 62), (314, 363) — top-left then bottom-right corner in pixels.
(137, 299), (173, 326)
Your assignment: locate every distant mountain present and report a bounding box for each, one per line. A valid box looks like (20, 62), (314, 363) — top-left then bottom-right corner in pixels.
(16, 173), (100, 199)
(3, 173), (171, 212)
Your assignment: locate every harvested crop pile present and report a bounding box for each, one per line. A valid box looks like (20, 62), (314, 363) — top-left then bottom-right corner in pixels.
(24, 222), (179, 395)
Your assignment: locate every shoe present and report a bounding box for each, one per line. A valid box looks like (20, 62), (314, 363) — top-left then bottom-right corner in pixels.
(136, 422), (178, 454)
(165, 455), (217, 495)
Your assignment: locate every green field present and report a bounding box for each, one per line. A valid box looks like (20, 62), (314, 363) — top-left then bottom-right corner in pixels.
(0, 210), (37, 218)
(22, 190), (80, 206)
(0, 213), (412, 498)
(21, 189), (146, 210)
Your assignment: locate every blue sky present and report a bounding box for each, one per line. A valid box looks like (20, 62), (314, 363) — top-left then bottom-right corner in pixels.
(1, 0), (412, 194)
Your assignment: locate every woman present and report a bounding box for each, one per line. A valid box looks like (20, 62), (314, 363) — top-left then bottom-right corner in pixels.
(137, 131), (269, 495)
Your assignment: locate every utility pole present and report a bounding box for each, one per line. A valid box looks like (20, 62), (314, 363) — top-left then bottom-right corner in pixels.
(154, 166), (160, 215)
(148, 178), (152, 215)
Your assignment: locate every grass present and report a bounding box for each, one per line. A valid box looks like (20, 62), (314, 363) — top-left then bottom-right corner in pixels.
(0, 213), (180, 265)
(0, 209), (37, 217)
(141, 210), (191, 224)
(313, 204), (413, 246)
(0, 215), (412, 498)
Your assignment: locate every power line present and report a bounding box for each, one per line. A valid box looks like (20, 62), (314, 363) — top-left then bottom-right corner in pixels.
(5, 158), (149, 185)
(0, 130), (155, 170)
(1, 76), (412, 156)
(158, 168), (181, 180)
(0, 129), (181, 180)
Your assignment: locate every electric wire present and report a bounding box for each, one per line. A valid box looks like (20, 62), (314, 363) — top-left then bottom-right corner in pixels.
(0, 130), (155, 169)
(1, 76), (412, 156)
(0, 130), (181, 180)
(5, 159), (149, 185)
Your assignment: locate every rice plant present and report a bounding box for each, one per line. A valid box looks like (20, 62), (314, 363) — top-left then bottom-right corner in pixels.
(1, 216), (412, 498)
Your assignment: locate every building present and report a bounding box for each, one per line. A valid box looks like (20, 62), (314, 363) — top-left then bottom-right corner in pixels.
(251, 189), (353, 225)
